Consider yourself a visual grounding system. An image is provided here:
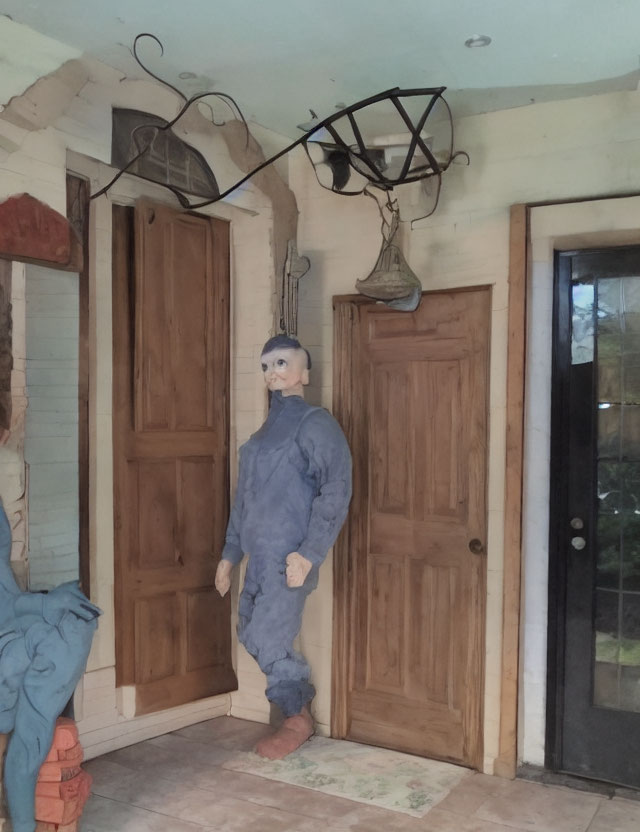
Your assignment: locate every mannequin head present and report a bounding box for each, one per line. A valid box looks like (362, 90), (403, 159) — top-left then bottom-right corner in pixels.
(261, 335), (311, 398)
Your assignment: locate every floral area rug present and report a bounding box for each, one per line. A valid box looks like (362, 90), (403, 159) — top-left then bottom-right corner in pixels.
(222, 736), (470, 817)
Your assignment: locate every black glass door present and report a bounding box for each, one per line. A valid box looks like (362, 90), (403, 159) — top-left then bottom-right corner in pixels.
(550, 246), (640, 787)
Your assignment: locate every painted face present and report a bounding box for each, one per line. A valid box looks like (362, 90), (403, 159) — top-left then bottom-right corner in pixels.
(261, 348), (309, 396)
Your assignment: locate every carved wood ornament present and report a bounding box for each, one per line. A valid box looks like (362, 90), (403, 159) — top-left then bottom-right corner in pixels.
(0, 193), (71, 264)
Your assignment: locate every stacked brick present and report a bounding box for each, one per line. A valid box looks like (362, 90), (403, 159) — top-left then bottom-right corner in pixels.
(34, 718), (92, 832)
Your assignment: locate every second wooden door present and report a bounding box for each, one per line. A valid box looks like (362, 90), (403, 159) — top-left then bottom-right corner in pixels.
(333, 287), (490, 768)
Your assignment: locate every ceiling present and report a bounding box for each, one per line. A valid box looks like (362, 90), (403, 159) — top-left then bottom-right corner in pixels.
(1, 0), (639, 138)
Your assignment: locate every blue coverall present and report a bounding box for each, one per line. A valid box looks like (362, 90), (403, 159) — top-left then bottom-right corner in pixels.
(221, 391), (352, 717)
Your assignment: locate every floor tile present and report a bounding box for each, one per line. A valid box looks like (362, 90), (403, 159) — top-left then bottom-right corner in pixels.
(587, 797), (640, 832)
(417, 808), (543, 832)
(81, 794), (214, 831)
(174, 717), (272, 751)
(475, 779), (602, 832)
(435, 773), (513, 816)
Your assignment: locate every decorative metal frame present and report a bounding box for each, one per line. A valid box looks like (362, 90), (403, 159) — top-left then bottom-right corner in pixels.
(111, 108), (220, 204)
(91, 34), (465, 214)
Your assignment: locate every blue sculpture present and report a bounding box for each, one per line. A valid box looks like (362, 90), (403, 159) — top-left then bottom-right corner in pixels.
(0, 502), (100, 832)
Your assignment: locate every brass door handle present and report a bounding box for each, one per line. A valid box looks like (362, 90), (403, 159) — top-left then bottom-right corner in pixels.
(468, 538), (484, 555)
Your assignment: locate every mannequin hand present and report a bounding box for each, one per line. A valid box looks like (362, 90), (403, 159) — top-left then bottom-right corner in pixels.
(285, 552), (312, 588)
(215, 560), (233, 597)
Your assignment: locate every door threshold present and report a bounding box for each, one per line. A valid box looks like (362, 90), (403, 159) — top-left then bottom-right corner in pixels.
(517, 764), (640, 801)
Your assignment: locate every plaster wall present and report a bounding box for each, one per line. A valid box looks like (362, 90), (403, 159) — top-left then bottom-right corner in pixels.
(279, 87), (640, 771)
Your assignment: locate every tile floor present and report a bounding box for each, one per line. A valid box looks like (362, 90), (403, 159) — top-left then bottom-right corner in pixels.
(81, 717), (640, 832)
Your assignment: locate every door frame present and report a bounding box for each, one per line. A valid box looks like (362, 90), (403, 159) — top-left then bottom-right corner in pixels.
(331, 288), (492, 769)
(513, 195), (640, 779)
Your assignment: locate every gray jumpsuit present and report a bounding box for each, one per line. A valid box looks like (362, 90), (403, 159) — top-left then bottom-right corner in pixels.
(222, 391), (352, 716)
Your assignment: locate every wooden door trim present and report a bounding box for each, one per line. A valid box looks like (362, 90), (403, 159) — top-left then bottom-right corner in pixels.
(494, 204), (529, 778)
(331, 287), (491, 767)
(331, 295), (364, 738)
(112, 203), (134, 687)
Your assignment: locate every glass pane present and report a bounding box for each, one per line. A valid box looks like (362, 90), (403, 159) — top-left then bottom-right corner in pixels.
(571, 281), (594, 365)
(621, 464), (640, 512)
(598, 405), (621, 458)
(594, 589), (620, 709)
(622, 276), (640, 321)
(623, 359), (640, 405)
(597, 462), (621, 513)
(599, 406), (640, 459)
(620, 665), (640, 712)
(597, 332), (623, 362)
(622, 406), (640, 459)
(597, 278), (622, 336)
(623, 515), (640, 592)
(598, 358), (621, 403)
(594, 661), (620, 709)
(596, 513), (620, 589)
(620, 594), (640, 711)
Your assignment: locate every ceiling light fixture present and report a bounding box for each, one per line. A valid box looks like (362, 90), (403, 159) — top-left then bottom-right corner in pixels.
(465, 34), (492, 48)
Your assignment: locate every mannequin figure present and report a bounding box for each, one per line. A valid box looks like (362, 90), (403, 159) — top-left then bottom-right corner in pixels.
(0, 503), (100, 832)
(215, 336), (351, 759)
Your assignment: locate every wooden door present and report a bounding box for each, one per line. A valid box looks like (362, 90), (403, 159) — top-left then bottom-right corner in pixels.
(550, 246), (640, 787)
(333, 288), (490, 768)
(113, 200), (236, 716)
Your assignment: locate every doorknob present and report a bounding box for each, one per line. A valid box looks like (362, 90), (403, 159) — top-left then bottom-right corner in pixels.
(468, 538), (484, 555)
(571, 536), (587, 550)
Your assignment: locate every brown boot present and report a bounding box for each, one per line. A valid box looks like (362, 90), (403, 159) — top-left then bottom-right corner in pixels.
(254, 706), (314, 760)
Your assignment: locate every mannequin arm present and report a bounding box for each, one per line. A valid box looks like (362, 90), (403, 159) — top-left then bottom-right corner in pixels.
(296, 411), (352, 567)
(215, 559), (233, 597)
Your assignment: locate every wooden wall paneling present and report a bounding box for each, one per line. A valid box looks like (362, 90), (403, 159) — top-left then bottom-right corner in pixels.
(495, 203), (529, 778)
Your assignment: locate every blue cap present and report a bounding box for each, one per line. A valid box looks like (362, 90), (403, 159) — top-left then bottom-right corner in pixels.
(261, 335), (312, 369)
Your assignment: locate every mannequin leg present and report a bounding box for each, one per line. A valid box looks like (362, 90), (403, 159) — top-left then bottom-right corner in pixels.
(237, 564), (316, 758)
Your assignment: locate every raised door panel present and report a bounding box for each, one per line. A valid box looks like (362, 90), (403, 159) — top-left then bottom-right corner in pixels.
(134, 594), (179, 684)
(134, 204), (217, 433)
